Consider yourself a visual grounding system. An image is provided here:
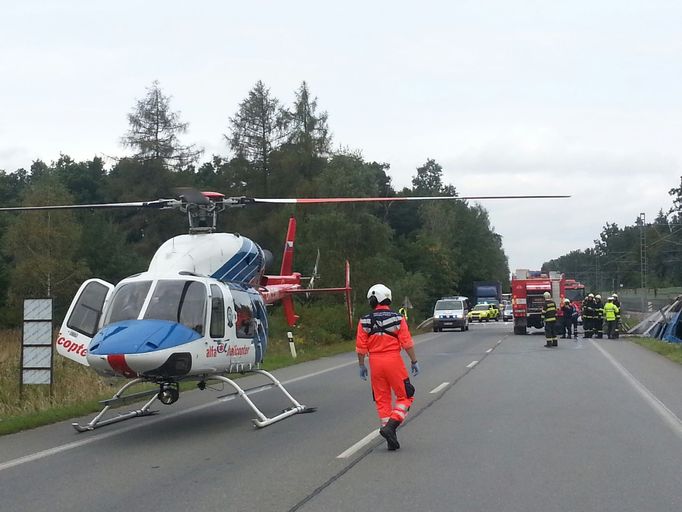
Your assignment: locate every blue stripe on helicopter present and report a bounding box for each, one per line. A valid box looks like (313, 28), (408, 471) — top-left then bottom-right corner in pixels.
(89, 319), (202, 355)
(211, 238), (264, 283)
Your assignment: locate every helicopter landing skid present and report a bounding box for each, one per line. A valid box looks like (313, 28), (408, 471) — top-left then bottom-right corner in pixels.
(72, 378), (160, 432)
(214, 369), (314, 428)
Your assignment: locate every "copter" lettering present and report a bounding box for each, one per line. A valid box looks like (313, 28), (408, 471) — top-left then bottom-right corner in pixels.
(56, 336), (88, 357)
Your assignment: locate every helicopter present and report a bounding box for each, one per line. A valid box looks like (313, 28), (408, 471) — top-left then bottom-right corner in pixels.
(0, 189), (568, 432)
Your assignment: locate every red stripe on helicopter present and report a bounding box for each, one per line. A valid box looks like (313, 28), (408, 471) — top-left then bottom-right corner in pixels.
(107, 354), (138, 378)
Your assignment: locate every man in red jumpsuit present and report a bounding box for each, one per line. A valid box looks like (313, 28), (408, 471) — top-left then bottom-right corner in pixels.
(356, 284), (420, 450)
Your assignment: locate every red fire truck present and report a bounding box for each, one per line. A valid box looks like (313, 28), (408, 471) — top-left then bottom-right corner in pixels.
(564, 278), (586, 323)
(511, 269), (566, 335)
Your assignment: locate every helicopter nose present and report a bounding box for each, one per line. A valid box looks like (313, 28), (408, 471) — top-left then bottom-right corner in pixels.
(87, 320), (202, 377)
(88, 319), (202, 356)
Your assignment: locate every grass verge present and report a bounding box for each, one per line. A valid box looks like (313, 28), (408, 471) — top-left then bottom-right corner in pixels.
(631, 337), (682, 365)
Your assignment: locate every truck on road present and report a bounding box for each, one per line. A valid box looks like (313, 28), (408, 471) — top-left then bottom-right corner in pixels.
(473, 281), (502, 306)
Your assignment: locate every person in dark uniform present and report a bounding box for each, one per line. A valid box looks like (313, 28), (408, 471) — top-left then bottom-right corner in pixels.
(542, 291), (558, 347)
(560, 298), (575, 339)
(594, 294), (604, 339)
(582, 293), (596, 338)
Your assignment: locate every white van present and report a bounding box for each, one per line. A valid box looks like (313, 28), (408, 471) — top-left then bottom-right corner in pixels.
(433, 296), (470, 332)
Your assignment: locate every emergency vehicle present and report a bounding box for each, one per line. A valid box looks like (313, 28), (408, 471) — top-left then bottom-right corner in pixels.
(511, 269), (566, 334)
(564, 278), (586, 323)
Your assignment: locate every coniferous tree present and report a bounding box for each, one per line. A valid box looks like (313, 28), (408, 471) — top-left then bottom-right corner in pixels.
(122, 80), (202, 169)
(226, 80), (288, 195)
(286, 81), (331, 158)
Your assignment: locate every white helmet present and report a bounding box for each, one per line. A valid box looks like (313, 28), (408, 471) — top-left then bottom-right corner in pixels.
(564, 298), (570, 303)
(588, 293), (594, 298)
(595, 294), (601, 299)
(613, 293), (618, 298)
(543, 292), (551, 299)
(367, 283), (392, 304)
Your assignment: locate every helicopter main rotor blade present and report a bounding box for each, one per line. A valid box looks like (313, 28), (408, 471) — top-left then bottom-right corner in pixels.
(248, 194), (570, 204)
(0, 199), (178, 212)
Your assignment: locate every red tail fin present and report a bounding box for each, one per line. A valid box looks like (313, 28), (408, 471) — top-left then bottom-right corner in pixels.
(282, 295), (300, 326)
(280, 216), (296, 275)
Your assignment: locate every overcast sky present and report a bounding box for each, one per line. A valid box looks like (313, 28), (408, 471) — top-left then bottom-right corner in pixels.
(1, 1), (680, 273)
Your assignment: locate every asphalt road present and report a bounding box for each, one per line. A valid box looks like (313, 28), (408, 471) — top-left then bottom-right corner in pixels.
(1, 322), (681, 512)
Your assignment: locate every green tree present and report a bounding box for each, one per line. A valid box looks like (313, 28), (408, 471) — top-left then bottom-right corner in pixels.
(412, 158), (453, 195)
(285, 81), (331, 159)
(3, 174), (90, 323)
(53, 154), (107, 203)
(226, 80), (288, 195)
(122, 80), (202, 168)
(105, 158), (187, 259)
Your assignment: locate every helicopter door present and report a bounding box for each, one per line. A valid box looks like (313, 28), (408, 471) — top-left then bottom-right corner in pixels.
(57, 279), (114, 366)
(230, 287), (258, 366)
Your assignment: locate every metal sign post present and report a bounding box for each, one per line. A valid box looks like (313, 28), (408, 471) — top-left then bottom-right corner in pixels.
(20, 299), (54, 397)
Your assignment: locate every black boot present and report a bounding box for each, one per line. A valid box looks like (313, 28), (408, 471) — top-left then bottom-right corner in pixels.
(379, 419), (401, 451)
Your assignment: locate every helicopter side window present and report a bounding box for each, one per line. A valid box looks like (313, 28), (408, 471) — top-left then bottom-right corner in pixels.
(209, 284), (225, 338)
(144, 280), (207, 335)
(231, 289), (255, 339)
(106, 281), (152, 325)
(67, 281), (111, 337)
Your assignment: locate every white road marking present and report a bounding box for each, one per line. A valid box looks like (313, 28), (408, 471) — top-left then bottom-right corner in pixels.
(466, 360), (479, 368)
(336, 429), (381, 459)
(486, 348), (493, 353)
(0, 359), (357, 473)
(593, 342), (682, 440)
(429, 382), (450, 394)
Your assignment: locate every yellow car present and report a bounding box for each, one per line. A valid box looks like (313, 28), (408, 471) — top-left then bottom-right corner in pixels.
(467, 303), (500, 322)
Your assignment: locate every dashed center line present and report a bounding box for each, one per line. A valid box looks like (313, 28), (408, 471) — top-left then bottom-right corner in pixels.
(466, 360), (479, 368)
(429, 382), (450, 394)
(486, 348), (493, 353)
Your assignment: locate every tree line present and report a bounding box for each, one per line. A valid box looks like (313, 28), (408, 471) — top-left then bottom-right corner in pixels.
(0, 80), (509, 328)
(542, 179), (682, 292)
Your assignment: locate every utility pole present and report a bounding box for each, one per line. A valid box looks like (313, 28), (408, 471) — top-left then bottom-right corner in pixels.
(640, 212), (647, 312)
(640, 212), (647, 290)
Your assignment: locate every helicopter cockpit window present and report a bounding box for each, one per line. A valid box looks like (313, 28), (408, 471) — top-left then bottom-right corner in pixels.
(209, 284), (225, 338)
(106, 281), (152, 324)
(231, 289), (255, 339)
(143, 280), (207, 335)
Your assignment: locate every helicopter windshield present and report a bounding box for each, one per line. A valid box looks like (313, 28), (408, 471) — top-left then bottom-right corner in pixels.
(143, 280), (207, 335)
(106, 281), (152, 324)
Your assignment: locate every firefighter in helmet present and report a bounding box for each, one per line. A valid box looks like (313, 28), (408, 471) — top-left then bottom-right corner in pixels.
(542, 291), (558, 347)
(582, 293), (596, 338)
(560, 298), (576, 339)
(612, 293), (621, 338)
(356, 284), (419, 450)
(594, 294), (604, 339)
(603, 296), (620, 339)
